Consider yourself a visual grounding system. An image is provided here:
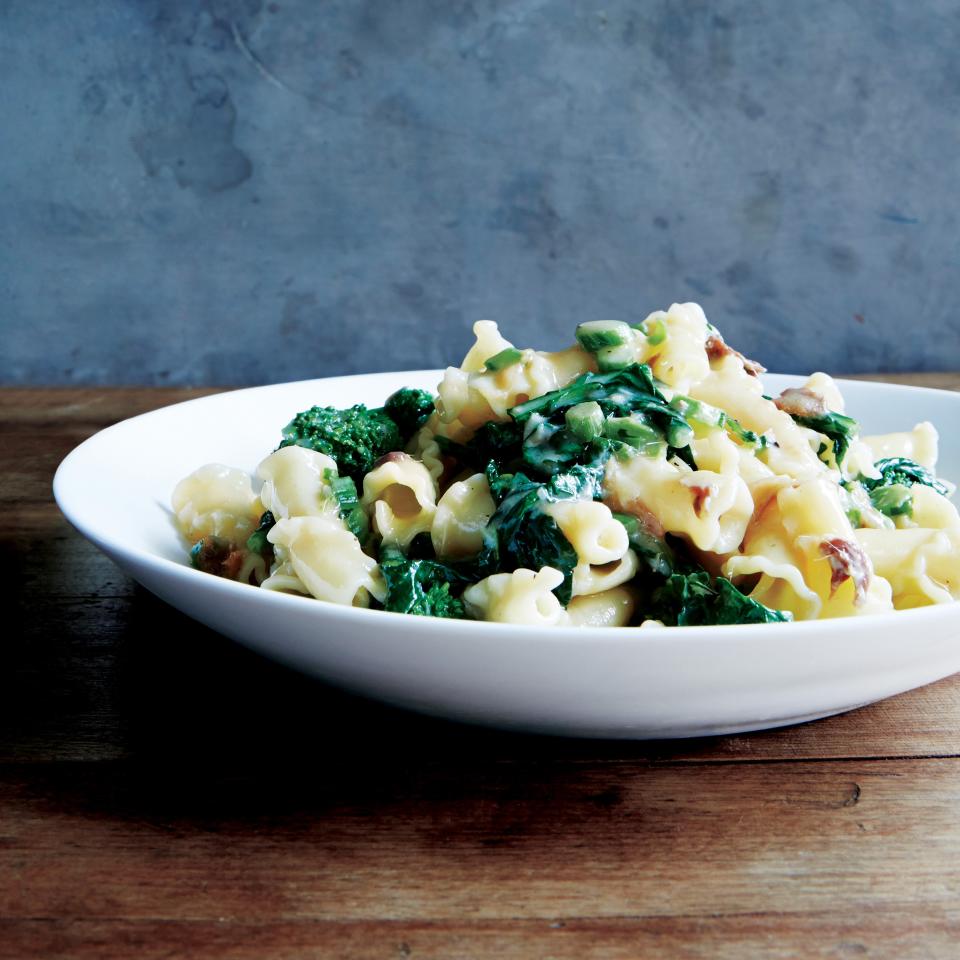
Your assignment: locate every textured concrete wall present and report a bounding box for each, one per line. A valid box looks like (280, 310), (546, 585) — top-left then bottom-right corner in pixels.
(2, 0), (958, 385)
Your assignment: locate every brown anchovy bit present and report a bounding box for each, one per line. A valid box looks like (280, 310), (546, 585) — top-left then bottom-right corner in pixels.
(821, 537), (871, 605)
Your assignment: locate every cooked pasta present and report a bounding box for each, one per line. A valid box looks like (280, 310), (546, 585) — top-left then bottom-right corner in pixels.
(172, 302), (958, 627)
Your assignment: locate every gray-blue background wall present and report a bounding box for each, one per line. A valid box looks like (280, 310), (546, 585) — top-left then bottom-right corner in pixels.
(2, 0), (958, 385)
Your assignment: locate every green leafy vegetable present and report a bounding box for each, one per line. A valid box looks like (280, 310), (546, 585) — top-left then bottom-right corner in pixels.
(378, 545), (467, 618)
(280, 405), (401, 482)
(245, 511), (276, 556)
(793, 411), (859, 467)
(520, 415), (585, 475)
(868, 483), (913, 518)
(860, 457), (951, 498)
(323, 470), (369, 541)
(383, 388), (436, 441)
(281, 388), (436, 481)
(670, 395), (763, 448)
(612, 513), (674, 576)
(510, 363), (694, 457)
(482, 461), (610, 604)
(435, 420), (524, 473)
(651, 570), (792, 626)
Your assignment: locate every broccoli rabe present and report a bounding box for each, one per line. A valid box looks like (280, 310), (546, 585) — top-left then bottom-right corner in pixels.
(383, 387), (436, 441)
(280, 404), (400, 481)
(280, 387), (436, 482)
(378, 545), (467, 618)
(322, 469), (369, 541)
(435, 420), (524, 473)
(246, 511), (276, 556)
(612, 513), (674, 576)
(510, 363), (693, 452)
(860, 457), (951, 498)
(651, 570), (792, 626)
(481, 460), (610, 605)
(794, 411), (859, 468)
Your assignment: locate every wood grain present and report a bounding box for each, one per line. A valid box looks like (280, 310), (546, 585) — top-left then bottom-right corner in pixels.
(3, 383), (960, 959)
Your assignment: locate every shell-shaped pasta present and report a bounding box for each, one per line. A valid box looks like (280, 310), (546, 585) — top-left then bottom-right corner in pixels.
(171, 463), (260, 543)
(544, 499), (629, 565)
(462, 566), (570, 626)
(437, 322), (592, 433)
(605, 449), (753, 555)
(542, 344), (597, 383)
(257, 446), (338, 519)
(647, 302), (711, 393)
(910, 484), (960, 532)
(843, 440), (881, 483)
(362, 452), (437, 548)
(856, 527), (959, 607)
(861, 422), (939, 470)
(460, 320), (515, 372)
(567, 586), (636, 627)
(572, 549), (639, 598)
(692, 427), (768, 481)
(431, 473), (496, 558)
(406, 415), (445, 485)
(689, 355), (824, 479)
(437, 353), (560, 428)
(802, 372), (846, 413)
(724, 475), (894, 620)
(262, 515), (385, 606)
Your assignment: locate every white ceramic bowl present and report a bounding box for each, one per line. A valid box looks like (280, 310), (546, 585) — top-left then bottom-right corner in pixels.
(53, 371), (960, 739)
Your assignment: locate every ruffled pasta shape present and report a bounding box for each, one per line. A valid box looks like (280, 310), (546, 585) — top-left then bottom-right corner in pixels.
(861, 422), (939, 470)
(257, 445), (338, 519)
(431, 472), (496, 559)
(463, 566), (570, 625)
(645, 302), (711, 393)
(263, 515), (385, 606)
(171, 463), (261, 543)
(855, 527), (957, 608)
(361, 452), (437, 548)
(543, 499), (630, 565)
(571, 549), (640, 598)
(567, 586), (636, 627)
(724, 475), (894, 620)
(437, 321), (593, 433)
(405, 414), (445, 485)
(689, 354), (824, 479)
(605, 446), (753, 555)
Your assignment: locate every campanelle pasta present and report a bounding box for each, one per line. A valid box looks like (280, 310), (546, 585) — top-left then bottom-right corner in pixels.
(172, 303), (959, 627)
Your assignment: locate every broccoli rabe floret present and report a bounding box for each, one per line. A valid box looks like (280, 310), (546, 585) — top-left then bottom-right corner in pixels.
(383, 387), (435, 441)
(860, 457), (951, 497)
(280, 405), (401, 482)
(279, 389), (436, 482)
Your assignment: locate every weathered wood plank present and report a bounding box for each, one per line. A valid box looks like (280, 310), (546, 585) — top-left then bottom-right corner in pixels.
(2, 759), (959, 923)
(2, 912), (958, 960)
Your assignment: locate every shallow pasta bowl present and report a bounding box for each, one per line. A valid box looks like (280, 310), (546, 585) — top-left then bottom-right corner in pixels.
(53, 371), (960, 739)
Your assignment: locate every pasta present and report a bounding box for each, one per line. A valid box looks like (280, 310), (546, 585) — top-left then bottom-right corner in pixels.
(431, 473), (496, 559)
(361, 452), (437, 548)
(171, 302), (958, 628)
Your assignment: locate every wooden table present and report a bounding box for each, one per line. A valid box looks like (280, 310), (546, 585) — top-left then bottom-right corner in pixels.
(4, 379), (960, 960)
